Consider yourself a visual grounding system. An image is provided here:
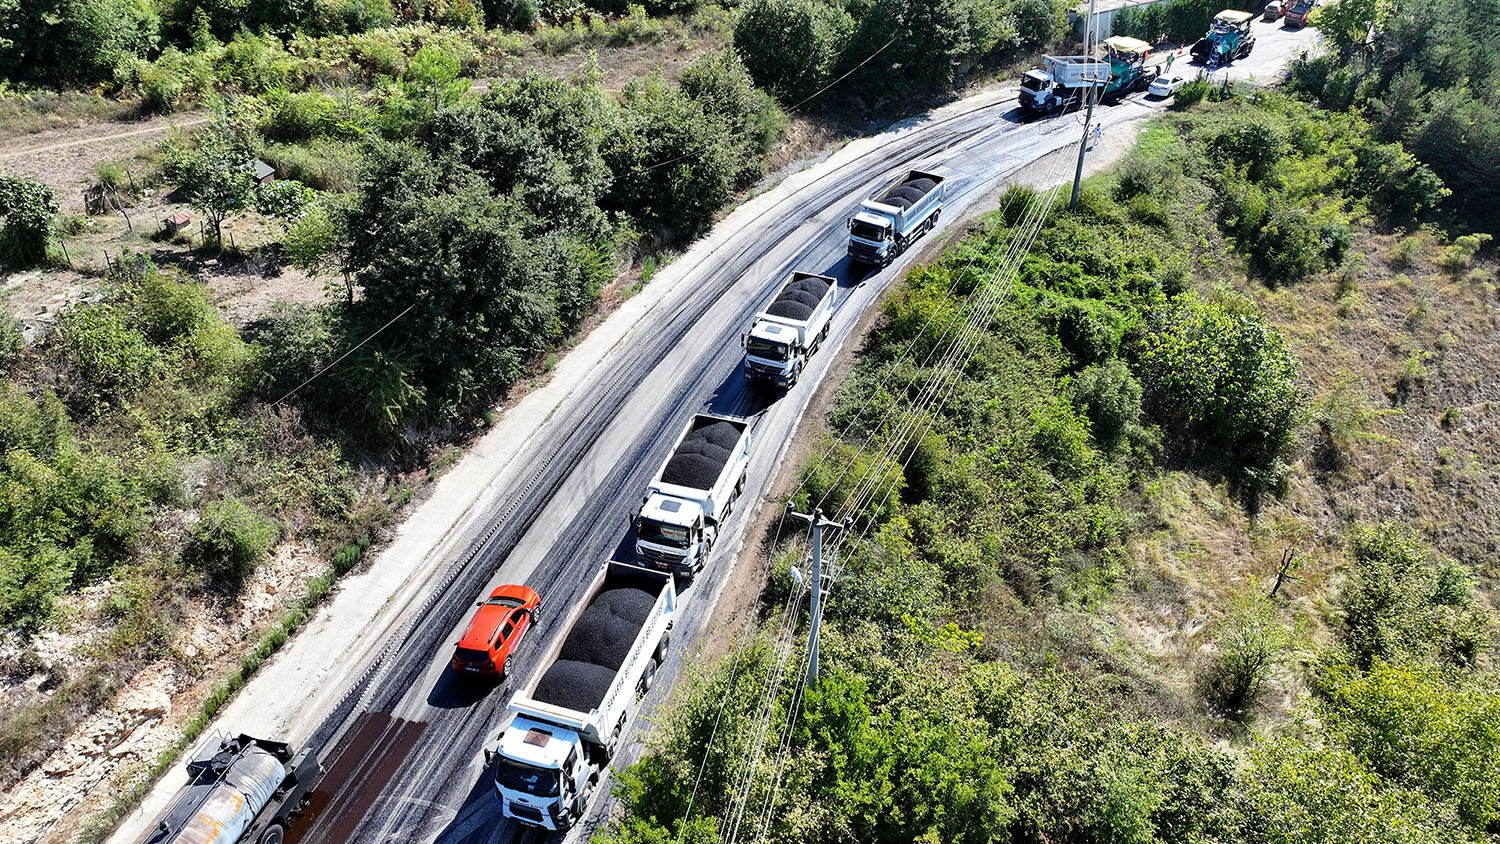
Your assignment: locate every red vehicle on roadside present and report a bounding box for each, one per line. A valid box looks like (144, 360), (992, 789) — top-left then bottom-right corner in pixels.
(451, 584), (541, 678)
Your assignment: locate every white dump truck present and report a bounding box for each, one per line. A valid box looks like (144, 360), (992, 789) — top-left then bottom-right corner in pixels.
(489, 562), (676, 832)
(634, 414), (751, 576)
(137, 735), (320, 844)
(1020, 54), (1110, 113)
(847, 170), (946, 267)
(743, 271), (837, 389)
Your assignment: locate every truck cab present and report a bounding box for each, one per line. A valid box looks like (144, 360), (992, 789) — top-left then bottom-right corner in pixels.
(635, 495), (708, 574)
(743, 271), (836, 389)
(491, 717), (591, 831)
(847, 211), (894, 263)
(846, 171), (945, 267)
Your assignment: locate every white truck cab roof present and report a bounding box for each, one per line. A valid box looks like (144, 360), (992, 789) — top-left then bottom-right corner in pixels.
(639, 494), (700, 527)
(749, 320), (795, 344)
(852, 210), (890, 228)
(498, 716), (577, 769)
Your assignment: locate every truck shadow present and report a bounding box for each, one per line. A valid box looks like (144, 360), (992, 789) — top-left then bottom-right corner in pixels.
(430, 769), (512, 844)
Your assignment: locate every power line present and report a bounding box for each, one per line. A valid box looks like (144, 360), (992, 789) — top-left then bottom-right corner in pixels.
(270, 303), (415, 407)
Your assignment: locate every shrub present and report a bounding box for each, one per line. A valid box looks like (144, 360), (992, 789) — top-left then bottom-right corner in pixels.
(732, 0), (854, 101)
(1139, 291), (1302, 483)
(57, 303), (160, 401)
(1071, 360), (1142, 449)
(1319, 661), (1500, 831)
(0, 313), (24, 369)
(1339, 521), (1491, 668)
(678, 48), (786, 187)
(484, 0), (541, 29)
(0, 176), (60, 269)
(1172, 79), (1211, 109)
(184, 497), (279, 590)
(1203, 595), (1292, 715)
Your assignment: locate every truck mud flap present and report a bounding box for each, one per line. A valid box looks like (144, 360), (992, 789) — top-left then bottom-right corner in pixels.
(288, 711), (427, 844)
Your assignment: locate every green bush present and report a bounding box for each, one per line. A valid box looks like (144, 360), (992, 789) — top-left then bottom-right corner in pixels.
(1071, 360), (1142, 449)
(0, 176), (60, 269)
(0, 313), (25, 370)
(1338, 521), (1490, 668)
(1320, 661), (1500, 831)
(678, 48), (785, 188)
(57, 303), (160, 401)
(1140, 291), (1302, 483)
(1203, 595), (1293, 715)
(732, 0), (854, 101)
(184, 497), (279, 590)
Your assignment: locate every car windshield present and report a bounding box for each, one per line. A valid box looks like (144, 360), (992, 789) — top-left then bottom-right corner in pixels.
(850, 220), (886, 241)
(494, 758), (560, 797)
(746, 336), (790, 361)
(638, 518), (691, 549)
(485, 595), (525, 608)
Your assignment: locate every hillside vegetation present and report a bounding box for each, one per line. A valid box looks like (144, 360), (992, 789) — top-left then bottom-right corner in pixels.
(603, 87), (1499, 844)
(0, 0), (1084, 827)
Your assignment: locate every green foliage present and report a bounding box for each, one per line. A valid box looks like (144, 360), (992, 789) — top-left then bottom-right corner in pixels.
(57, 303), (160, 401)
(184, 497), (279, 590)
(1292, 0), (1500, 233)
(0, 0), (160, 86)
(1204, 595), (1293, 715)
(1319, 661), (1500, 831)
(0, 176), (60, 269)
(1071, 360), (1142, 450)
(605, 73), (739, 231)
(161, 122), (259, 243)
(1338, 521), (1490, 669)
(254, 179), (318, 229)
(1140, 290), (1302, 486)
(732, 0), (853, 100)
(678, 48), (785, 188)
(0, 313), (24, 370)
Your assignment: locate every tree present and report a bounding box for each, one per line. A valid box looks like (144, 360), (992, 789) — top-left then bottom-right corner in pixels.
(164, 127), (258, 246)
(255, 179), (317, 230)
(1139, 290), (1302, 485)
(678, 49), (786, 188)
(732, 0), (854, 101)
(1204, 595), (1293, 714)
(604, 75), (739, 233)
(282, 200), (354, 302)
(0, 176), (59, 269)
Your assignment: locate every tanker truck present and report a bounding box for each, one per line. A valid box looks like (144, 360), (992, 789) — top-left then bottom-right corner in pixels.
(136, 735), (320, 844)
(847, 170), (945, 267)
(488, 561), (676, 832)
(743, 271), (837, 389)
(634, 414), (751, 577)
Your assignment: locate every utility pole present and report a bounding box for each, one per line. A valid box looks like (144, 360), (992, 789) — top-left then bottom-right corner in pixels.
(1070, 0), (1101, 211)
(789, 507), (841, 687)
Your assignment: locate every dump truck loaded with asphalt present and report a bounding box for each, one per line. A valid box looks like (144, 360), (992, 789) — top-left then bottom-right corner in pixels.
(634, 414), (752, 576)
(847, 170), (945, 267)
(743, 271), (837, 389)
(134, 735), (320, 844)
(488, 561), (676, 832)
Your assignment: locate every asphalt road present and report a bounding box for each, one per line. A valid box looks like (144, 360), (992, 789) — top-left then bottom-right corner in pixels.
(109, 21), (1319, 844)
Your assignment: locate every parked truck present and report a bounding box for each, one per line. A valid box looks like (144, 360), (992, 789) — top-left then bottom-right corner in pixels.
(1020, 37), (1160, 113)
(1284, 0), (1314, 27)
(137, 735), (320, 844)
(846, 170), (945, 267)
(1191, 10), (1257, 66)
(634, 414), (751, 576)
(489, 561), (675, 832)
(743, 271), (837, 389)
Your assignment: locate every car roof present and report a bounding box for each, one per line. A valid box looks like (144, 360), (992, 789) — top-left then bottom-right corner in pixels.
(458, 603), (516, 648)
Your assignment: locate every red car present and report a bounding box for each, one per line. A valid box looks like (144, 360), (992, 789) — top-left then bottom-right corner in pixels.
(451, 584), (541, 678)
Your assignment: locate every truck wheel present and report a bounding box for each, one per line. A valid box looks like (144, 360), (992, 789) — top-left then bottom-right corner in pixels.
(260, 824), (286, 844)
(655, 635), (670, 662)
(638, 657), (659, 696)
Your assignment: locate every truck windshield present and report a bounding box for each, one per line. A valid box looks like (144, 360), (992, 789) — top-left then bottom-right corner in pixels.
(1021, 74), (1047, 91)
(638, 518), (691, 549)
(746, 336), (790, 361)
(494, 758), (560, 797)
(849, 221), (886, 242)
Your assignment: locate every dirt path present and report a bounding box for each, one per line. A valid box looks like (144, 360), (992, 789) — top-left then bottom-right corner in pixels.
(0, 116), (208, 161)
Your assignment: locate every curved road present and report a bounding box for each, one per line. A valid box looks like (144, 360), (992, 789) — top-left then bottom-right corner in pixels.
(105, 21), (1318, 844)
